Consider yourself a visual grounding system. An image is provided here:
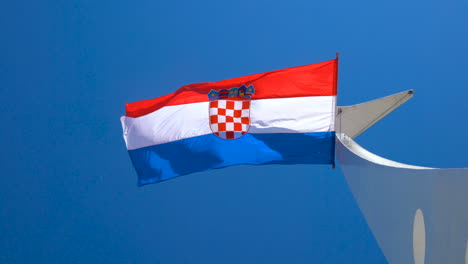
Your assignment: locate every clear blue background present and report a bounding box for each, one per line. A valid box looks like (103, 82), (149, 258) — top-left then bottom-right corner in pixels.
(1, 0), (467, 263)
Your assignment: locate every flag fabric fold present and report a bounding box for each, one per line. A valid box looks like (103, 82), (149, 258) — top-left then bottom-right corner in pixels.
(121, 58), (338, 186)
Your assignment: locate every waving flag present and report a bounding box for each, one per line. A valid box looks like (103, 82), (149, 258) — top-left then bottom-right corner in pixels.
(121, 58), (338, 186)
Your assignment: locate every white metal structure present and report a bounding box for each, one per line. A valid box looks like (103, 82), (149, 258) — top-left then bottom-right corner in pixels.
(336, 91), (468, 264)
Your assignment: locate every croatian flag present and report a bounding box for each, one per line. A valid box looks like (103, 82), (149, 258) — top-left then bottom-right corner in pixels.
(121, 58), (338, 186)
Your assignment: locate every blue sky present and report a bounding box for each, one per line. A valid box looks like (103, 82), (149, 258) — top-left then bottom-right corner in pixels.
(1, 0), (467, 263)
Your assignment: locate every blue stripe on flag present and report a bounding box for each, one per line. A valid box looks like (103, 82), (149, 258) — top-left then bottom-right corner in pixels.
(129, 132), (335, 186)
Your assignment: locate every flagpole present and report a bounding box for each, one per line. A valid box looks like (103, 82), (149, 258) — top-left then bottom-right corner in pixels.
(332, 52), (340, 169)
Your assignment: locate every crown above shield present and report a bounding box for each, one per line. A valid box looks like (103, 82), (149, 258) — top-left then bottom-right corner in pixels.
(208, 84), (255, 101)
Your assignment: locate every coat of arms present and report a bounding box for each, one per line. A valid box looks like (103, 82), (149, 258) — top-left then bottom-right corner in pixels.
(208, 84), (255, 140)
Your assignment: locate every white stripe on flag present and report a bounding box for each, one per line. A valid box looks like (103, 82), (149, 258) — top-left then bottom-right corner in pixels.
(121, 96), (336, 150)
(250, 97), (335, 133)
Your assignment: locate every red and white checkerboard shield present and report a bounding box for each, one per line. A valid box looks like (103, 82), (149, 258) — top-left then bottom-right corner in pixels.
(209, 100), (251, 140)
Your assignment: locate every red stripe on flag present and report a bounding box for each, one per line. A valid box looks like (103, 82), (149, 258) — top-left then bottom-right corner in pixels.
(126, 59), (337, 118)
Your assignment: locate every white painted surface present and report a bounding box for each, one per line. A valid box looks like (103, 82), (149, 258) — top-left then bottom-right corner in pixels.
(336, 90), (413, 139)
(337, 135), (468, 264)
(337, 133), (431, 169)
(336, 92), (468, 263)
